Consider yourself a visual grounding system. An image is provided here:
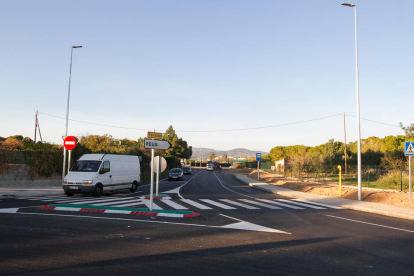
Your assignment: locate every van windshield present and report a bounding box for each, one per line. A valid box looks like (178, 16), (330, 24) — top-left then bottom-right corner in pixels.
(70, 161), (101, 172)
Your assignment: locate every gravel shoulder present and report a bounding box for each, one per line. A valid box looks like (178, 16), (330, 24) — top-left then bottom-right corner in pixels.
(227, 169), (414, 209)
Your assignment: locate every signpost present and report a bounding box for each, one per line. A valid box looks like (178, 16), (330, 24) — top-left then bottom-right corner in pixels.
(63, 136), (77, 175)
(144, 134), (171, 211)
(256, 153), (262, 180)
(151, 156), (167, 196)
(404, 142), (414, 201)
(144, 139), (171, 150)
(147, 132), (163, 139)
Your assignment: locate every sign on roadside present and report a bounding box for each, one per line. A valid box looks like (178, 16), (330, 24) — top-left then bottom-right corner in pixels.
(64, 136), (77, 151)
(144, 139), (171, 150)
(256, 153), (262, 162)
(147, 132), (163, 139)
(151, 156), (167, 173)
(405, 141), (413, 202)
(404, 142), (414, 156)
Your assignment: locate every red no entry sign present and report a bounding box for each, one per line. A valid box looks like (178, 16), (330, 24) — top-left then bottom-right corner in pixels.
(64, 136), (77, 151)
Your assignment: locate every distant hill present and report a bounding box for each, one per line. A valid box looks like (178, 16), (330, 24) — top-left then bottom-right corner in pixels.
(190, 148), (268, 160)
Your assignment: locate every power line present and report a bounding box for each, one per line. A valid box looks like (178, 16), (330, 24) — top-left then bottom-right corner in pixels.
(177, 114), (344, 132)
(39, 111), (401, 133)
(38, 112), (150, 131)
(346, 114), (400, 128)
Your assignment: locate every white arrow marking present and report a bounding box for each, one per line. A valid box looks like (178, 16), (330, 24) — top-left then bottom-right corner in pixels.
(0, 208), (19, 213)
(8, 210), (289, 233)
(219, 214), (290, 234)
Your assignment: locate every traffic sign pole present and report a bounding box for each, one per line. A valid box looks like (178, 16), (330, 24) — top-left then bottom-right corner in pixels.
(408, 155), (412, 201)
(256, 153), (262, 181)
(62, 148), (67, 182)
(404, 142), (414, 201)
(150, 129), (155, 211)
(156, 158), (160, 196)
(62, 136), (78, 182)
(68, 150), (72, 173)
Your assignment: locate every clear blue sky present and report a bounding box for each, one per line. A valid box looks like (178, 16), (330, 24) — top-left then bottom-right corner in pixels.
(1, 0), (413, 152)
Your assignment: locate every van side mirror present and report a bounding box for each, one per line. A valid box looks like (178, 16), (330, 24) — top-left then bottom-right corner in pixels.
(99, 168), (105, 174)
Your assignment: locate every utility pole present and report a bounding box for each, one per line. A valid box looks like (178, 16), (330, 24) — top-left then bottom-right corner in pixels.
(34, 110), (42, 143)
(344, 112), (347, 175)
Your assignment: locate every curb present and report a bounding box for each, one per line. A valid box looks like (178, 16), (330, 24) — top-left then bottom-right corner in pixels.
(234, 174), (414, 221)
(41, 204), (200, 218)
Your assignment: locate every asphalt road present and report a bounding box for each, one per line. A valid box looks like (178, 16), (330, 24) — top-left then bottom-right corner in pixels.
(1, 168), (414, 275)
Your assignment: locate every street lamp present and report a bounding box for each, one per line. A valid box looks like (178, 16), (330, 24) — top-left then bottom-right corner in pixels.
(341, 2), (362, 200)
(62, 46), (82, 182)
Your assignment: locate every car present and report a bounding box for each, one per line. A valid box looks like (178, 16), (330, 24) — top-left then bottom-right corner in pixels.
(182, 167), (191, 175)
(168, 168), (183, 181)
(207, 164), (213, 171)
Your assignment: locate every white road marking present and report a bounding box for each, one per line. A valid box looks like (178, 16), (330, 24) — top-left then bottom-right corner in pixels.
(102, 199), (146, 207)
(180, 199), (212, 209)
(213, 173), (256, 199)
(276, 199), (326, 209)
(141, 199), (162, 210)
(239, 199), (282, 209)
(326, 215), (414, 233)
(200, 199), (236, 209)
(161, 200), (188, 210)
(219, 199), (260, 209)
(292, 199), (345, 209)
(162, 171), (202, 199)
(8, 211), (290, 234)
(258, 199), (304, 209)
(65, 197), (132, 205)
(0, 208), (19, 213)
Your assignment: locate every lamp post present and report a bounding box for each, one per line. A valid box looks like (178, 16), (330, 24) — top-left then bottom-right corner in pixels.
(341, 2), (362, 200)
(62, 46), (82, 182)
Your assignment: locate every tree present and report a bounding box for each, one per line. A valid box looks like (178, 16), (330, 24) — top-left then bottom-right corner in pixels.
(209, 152), (216, 161)
(3, 138), (24, 150)
(22, 137), (34, 146)
(162, 126), (192, 159)
(269, 146), (287, 161)
(381, 150), (406, 170)
(7, 135), (23, 141)
(400, 123), (414, 139)
(80, 134), (116, 152)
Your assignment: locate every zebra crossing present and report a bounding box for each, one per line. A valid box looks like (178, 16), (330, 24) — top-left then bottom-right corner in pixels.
(16, 194), (344, 211)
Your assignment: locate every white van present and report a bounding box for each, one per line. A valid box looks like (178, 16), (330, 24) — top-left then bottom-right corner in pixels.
(62, 154), (141, 197)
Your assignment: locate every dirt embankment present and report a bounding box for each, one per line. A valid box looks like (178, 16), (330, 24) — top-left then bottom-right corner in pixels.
(228, 169), (414, 209)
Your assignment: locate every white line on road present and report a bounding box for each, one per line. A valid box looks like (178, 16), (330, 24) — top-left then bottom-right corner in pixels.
(180, 199), (212, 209)
(219, 199), (260, 209)
(276, 199), (326, 209)
(162, 171), (202, 199)
(161, 200), (188, 210)
(200, 199), (236, 209)
(326, 215), (414, 233)
(100, 199), (146, 207)
(9, 212), (290, 233)
(213, 173), (257, 199)
(292, 199), (345, 209)
(258, 199), (304, 209)
(239, 199), (282, 209)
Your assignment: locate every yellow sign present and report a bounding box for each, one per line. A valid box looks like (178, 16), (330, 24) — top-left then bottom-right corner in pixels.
(147, 132), (163, 139)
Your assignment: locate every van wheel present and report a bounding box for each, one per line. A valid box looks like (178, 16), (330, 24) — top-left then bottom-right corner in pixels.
(130, 182), (138, 193)
(65, 192), (74, 196)
(93, 184), (103, 197)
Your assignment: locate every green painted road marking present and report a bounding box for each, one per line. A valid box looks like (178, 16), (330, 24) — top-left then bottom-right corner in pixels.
(48, 204), (194, 215)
